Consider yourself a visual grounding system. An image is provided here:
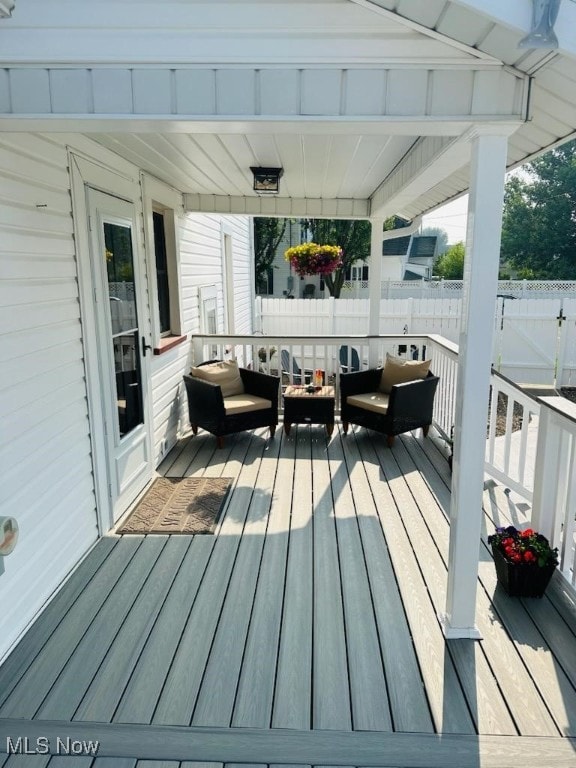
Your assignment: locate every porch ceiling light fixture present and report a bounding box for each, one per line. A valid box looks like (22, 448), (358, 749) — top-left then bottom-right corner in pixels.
(0, 1), (15, 18)
(518, 0), (561, 49)
(251, 167), (284, 194)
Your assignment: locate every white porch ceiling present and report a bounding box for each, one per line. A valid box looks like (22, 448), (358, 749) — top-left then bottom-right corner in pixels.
(89, 132), (419, 201)
(2, 0), (576, 219)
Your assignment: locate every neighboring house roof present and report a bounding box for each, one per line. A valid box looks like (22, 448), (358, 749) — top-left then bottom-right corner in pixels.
(404, 269), (424, 280)
(383, 236), (412, 256)
(410, 236), (437, 259)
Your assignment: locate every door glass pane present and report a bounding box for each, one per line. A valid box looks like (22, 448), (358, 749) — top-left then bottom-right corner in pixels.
(104, 222), (143, 438)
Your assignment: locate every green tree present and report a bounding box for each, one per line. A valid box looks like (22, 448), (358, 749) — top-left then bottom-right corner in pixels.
(303, 218), (396, 297)
(253, 217), (288, 292)
(434, 241), (465, 279)
(500, 141), (576, 278)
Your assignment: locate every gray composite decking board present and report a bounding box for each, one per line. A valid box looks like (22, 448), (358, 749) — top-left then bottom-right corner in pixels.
(272, 428), (314, 731)
(135, 762), (179, 767)
(477, 492), (576, 735)
(178, 434), (223, 478)
(231, 432), (295, 728)
(46, 759), (93, 767)
(396, 435), (452, 517)
(72, 536), (192, 722)
(163, 433), (207, 477)
(91, 757), (136, 767)
(327, 433), (392, 732)
(480, 483), (576, 693)
(393, 438), (519, 735)
(0, 536), (144, 719)
(343, 429), (435, 734)
(0, 537), (117, 709)
(152, 433), (265, 726)
(394, 436), (557, 736)
(522, 581), (576, 677)
(310, 431), (352, 731)
(112, 536), (215, 724)
(191, 431), (282, 726)
(478, 554), (576, 736)
(3, 720), (576, 768)
(359, 433), (475, 734)
(390, 438), (521, 735)
(34, 536), (169, 721)
(181, 764), (224, 768)
(405, 438), (562, 736)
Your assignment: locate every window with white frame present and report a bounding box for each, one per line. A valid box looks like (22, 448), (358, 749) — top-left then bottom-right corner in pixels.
(142, 175), (183, 353)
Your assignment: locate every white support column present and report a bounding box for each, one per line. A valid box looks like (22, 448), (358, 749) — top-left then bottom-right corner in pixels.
(368, 218), (384, 367)
(368, 218), (384, 336)
(441, 132), (508, 640)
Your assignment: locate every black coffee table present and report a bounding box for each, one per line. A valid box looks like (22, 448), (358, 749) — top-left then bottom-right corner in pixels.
(283, 385), (335, 436)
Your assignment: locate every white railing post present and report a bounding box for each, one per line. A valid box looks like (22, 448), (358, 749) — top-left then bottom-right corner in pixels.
(531, 404), (563, 543)
(368, 218), (384, 337)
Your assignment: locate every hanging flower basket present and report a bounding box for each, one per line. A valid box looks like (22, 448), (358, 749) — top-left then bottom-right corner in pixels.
(284, 243), (343, 277)
(488, 526), (558, 598)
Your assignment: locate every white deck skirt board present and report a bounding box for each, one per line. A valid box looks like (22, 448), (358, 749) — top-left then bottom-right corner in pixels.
(2, 426), (576, 767)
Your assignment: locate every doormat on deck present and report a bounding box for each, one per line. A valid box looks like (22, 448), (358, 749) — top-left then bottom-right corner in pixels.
(117, 477), (233, 535)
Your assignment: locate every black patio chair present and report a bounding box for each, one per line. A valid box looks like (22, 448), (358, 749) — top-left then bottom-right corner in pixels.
(340, 365), (439, 447)
(183, 360), (280, 448)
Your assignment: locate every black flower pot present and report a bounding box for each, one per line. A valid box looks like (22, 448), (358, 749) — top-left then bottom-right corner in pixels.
(492, 545), (556, 598)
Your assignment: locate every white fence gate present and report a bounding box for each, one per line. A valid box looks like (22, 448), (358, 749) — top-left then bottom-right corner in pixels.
(256, 296), (576, 386)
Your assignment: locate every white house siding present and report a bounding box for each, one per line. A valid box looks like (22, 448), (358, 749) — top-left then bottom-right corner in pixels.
(0, 132), (254, 661)
(0, 133), (99, 662)
(150, 213), (253, 464)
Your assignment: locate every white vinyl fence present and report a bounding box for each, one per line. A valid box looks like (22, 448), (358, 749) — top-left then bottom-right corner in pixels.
(256, 296), (576, 387)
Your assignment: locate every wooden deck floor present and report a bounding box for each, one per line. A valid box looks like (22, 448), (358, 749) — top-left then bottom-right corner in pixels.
(1, 425), (576, 767)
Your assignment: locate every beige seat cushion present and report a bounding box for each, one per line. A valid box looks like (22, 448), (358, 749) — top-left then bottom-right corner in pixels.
(347, 391), (389, 415)
(379, 353), (431, 394)
(224, 394), (272, 415)
(190, 360), (245, 397)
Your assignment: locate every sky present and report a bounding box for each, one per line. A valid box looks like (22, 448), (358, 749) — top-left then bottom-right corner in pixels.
(422, 196), (468, 245)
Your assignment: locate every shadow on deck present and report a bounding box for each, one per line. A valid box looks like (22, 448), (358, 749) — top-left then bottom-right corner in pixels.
(1, 425), (576, 767)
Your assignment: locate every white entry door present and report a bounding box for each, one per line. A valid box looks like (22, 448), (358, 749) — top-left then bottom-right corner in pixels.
(87, 189), (153, 523)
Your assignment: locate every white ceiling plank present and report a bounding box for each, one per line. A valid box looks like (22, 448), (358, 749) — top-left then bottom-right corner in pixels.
(435, 4), (493, 47)
(321, 134), (364, 197)
(302, 135), (333, 197)
(396, 0), (446, 28)
(274, 134), (306, 198)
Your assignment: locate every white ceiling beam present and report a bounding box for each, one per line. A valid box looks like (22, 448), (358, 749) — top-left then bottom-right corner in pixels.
(183, 194), (371, 219)
(369, 123), (522, 219)
(348, 0), (500, 61)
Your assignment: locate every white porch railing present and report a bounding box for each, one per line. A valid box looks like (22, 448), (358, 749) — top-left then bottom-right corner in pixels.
(190, 332), (576, 586)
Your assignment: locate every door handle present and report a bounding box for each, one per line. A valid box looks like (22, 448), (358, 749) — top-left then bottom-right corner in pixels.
(141, 336), (152, 357)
